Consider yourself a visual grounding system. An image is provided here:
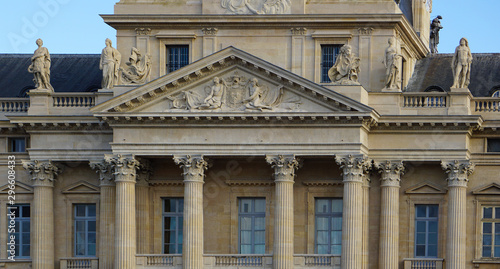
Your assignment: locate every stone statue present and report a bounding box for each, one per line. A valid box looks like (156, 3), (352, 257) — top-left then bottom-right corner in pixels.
(183, 77), (228, 110)
(451, 37), (473, 89)
(243, 78), (283, 111)
(28, 38), (54, 91)
(121, 47), (152, 84)
(382, 37), (402, 91)
(430, 15), (443, 54)
(221, 0), (291, 14)
(328, 44), (360, 85)
(100, 38), (121, 89)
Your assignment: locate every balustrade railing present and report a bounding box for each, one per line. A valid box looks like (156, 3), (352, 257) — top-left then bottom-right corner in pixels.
(60, 258), (98, 269)
(52, 93), (96, 107)
(0, 98), (30, 112)
(402, 93), (448, 108)
(403, 258), (444, 269)
(473, 97), (500, 112)
(136, 254), (180, 267)
(212, 254), (266, 266)
(294, 254), (340, 267)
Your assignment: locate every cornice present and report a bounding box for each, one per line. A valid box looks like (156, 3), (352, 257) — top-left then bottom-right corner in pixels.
(371, 115), (483, 132)
(225, 179), (274, 186)
(7, 116), (111, 131)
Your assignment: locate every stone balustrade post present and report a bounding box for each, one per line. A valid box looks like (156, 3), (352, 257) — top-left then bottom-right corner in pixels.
(375, 160), (405, 269)
(174, 155), (208, 269)
(106, 154), (140, 269)
(441, 160), (474, 269)
(266, 155), (300, 269)
(136, 159), (152, 254)
(90, 160), (115, 269)
(22, 160), (61, 269)
(335, 154), (370, 269)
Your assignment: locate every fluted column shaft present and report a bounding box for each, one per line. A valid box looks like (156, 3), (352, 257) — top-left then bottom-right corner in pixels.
(23, 160), (60, 269)
(107, 154), (139, 269)
(174, 155), (208, 269)
(90, 161), (115, 269)
(361, 176), (370, 269)
(336, 155), (370, 269)
(136, 160), (152, 254)
(376, 161), (404, 269)
(266, 155), (300, 269)
(441, 160), (474, 269)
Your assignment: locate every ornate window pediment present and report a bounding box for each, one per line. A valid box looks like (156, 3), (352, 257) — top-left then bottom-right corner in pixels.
(61, 181), (100, 194)
(0, 181), (33, 194)
(405, 182), (447, 194)
(472, 183), (500, 195)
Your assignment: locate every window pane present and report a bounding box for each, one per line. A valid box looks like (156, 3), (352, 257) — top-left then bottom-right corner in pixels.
(76, 221), (85, 232)
(429, 221), (438, 233)
(416, 221), (426, 233)
(332, 217), (342, 230)
(484, 207), (493, 219)
(255, 231), (265, 244)
(496, 223), (500, 233)
(495, 246), (500, 258)
(255, 217), (265, 230)
(315, 198), (343, 254)
(483, 246), (492, 257)
(88, 205), (96, 217)
(22, 245), (30, 257)
(241, 231), (251, 244)
(416, 206), (426, 218)
(496, 207), (500, 219)
(331, 231), (342, 244)
(255, 245), (265, 254)
(317, 245), (328, 254)
(240, 245), (251, 254)
(316, 199), (329, 213)
(428, 232), (438, 245)
(88, 221), (96, 232)
(22, 206), (30, 218)
(317, 231), (328, 244)
(484, 223), (492, 234)
(88, 244), (96, 256)
(416, 233), (426, 244)
(164, 199), (175, 212)
(428, 244), (437, 257)
(240, 217), (251, 230)
(165, 217), (175, 230)
(88, 232), (96, 244)
(240, 199), (252, 213)
(416, 245), (425, 257)
(332, 245), (341, 255)
(483, 234), (492, 246)
(316, 217), (328, 230)
(332, 200), (343, 213)
(76, 244), (85, 256)
(178, 199), (184, 213)
(428, 205), (439, 218)
(22, 221), (30, 232)
(76, 205), (86, 217)
(255, 199), (266, 213)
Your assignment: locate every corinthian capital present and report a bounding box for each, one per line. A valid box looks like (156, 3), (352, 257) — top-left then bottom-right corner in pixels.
(136, 158), (153, 186)
(22, 160), (61, 186)
(266, 155), (300, 181)
(335, 154), (371, 183)
(375, 160), (405, 187)
(173, 155), (208, 182)
(441, 160), (474, 187)
(105, 154), (140, 182)
(90, 160), (114, 186)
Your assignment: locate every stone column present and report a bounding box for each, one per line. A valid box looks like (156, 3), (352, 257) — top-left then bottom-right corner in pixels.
(361, 173), (370, 269)
(90, 160), (115, 269)
(375, 161), (405, 269)
(136, 159), (152, 254)
(106, 154), (140, 269)
(22, 160), (61, 269)
(174, 155), (208, 269)
(441, 160), (474, 269)
(335, 155), (370, 269)
(266, 155), (300, 269)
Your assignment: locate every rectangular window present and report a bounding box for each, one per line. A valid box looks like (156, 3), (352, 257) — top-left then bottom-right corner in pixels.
(415, 204), (439, 258)
(239, 198), (266, 254)
(482, 206), (500, 258)
(163, 198), (183, 254)
(8, 137), (26, 153)
(8, 204), (30, 258)
(487, 139), (500, 153)
(166, 45), (189, 73)
(321, 45), (341, 83)
(74, 204), (96, 257)
(315, 198), (343, 254)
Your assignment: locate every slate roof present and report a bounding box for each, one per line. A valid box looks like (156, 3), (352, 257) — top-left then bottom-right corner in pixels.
(0, 54), (102, 97)
(405, 53), (500, 97)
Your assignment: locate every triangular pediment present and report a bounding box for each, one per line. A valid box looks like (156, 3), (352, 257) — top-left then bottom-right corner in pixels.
(61, 181), (100, 194)
(472, 183), (500, 195)
(0, 181), (33, 194)
(405, 182), (447, 194)
(91, 47), (374, 117)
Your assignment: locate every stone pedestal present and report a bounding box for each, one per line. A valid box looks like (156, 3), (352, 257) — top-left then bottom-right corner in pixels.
(136, 159), (152, 254)
(335, 155), (370, 269)
(90, 161), (115, 269)
(23, 160), (61, 269)
(441, 160), (474, 269)
(107, 154), (140, 269)
(174, 155), (208, 269)
(266, 155), (300, 269)
(27, 89), (52, 115)
(376, 161), (405, 269)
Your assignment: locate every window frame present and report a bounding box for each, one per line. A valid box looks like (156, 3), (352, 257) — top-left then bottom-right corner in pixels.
(74, 204), (97, 257)
(480, 206), (500, 259)
(165, 45), (190, 74)
(7, 137), (28, 153)
(238, 197), (266, 254)
(8, 204), (31, 258)
(314, 198), (343, 255)
(320, 44), (342, 83)
(158, 35), (195, 76)
(414, 204), (439, 258)
(312, 34), (351, 84)
(486, 138), (500, 153)
(162, 197), (184, 254)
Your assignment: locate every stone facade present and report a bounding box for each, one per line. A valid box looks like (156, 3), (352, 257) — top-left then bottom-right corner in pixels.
(0, 1), (499, 269)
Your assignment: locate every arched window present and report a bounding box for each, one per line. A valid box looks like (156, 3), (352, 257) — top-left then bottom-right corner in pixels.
(489, 86), (500, 97)
(424, 86), (445, 92)
(18, 86), (36, 97)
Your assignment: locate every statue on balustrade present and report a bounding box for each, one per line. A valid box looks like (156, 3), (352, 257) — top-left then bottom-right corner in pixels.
(382, 37), (403, 91)
(328, 44), (361, 85)
(121, 47), (152, 84)
(451, 37), (472, 89)
(430, 15), (443, 54)
(100, 38), (121, 89)
(28, 38), (54, 91)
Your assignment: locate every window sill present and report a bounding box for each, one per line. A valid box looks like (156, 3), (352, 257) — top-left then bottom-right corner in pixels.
(472, 259), (500, 264)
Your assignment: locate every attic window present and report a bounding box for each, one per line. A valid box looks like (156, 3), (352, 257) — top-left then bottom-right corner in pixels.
(491, 90), (500, 97)
(487, 139), (500, 153)
(424, 86), (445, 92)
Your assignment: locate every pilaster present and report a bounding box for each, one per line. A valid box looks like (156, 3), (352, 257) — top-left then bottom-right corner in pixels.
(106, 154), (140, 269)
(375, 160), (405, 269)
(22, 160), (61, 269)
(266, 155), (300, 269)
(136, 159), (153, 254)
(90, 160), (115, 269)
(335, 154), (370, 269)
(441, 160), (474, 269)
(174, 155), (208, 269)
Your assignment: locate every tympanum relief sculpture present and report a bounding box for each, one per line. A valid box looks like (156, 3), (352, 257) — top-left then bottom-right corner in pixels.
(221, 0), (291, 14)
(167, 73), (301, 112)
(121, 47), (152, 84)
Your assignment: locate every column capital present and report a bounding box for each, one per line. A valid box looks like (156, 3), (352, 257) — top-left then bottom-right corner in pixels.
(136, 158), (153, 186)
(105, 154), (140, 183)
(441, 160), (475, 187)
(375, 160), (405, 187)
(335, 154), (371, 183)
(173, 155), (208, 182)
(266, 154), (300, 182)
(22, 160), (61, 187)
(90, 160), (115, 187)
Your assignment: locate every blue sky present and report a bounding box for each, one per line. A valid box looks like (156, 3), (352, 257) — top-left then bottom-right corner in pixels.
(1, 0), (499, 54)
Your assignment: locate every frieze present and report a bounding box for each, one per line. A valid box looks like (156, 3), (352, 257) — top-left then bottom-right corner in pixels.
(221, 0), (291, 15)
